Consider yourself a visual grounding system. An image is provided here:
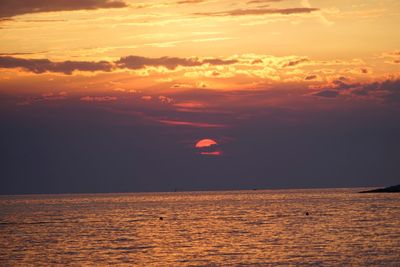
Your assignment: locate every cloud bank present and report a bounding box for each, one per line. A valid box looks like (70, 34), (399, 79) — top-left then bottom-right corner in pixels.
(0, 0), (128, 19)
(0, 56), (113, 74)
(194, 7), (319, 17)
(116, 56), (238, 70)
(0, 55), (238, 74)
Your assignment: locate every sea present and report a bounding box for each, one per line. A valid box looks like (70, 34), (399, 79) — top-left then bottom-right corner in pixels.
(0, 188), (399, 266)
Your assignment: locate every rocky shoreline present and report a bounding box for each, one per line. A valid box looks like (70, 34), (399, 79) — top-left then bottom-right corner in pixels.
(360, 185), (400, 193)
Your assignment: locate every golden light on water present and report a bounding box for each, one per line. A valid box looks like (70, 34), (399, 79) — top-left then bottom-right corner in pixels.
(1, 190), (399, 265)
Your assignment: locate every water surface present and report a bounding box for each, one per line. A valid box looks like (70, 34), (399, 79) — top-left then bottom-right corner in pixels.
(1, 188), (399, 266)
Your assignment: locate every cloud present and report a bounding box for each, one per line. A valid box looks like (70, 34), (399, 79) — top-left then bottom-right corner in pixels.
(247, 0), (285, 4)
(116, 56), (237, 70)
(282, 58), (309, 67)
(141, 96), (152, 101)
(0, 55), (239, 74)
(316, 78), (400, 103)
(311, 90), (340, 98)
(0, 0), (128, 19)
(80, 96), (117, 102)
(116, 56), (201, 70)
(383, 51), (400, 57)
(157, 119), (226, 128)
(176, 0), (206, 4)
(350, 79), (400, 102)
(194, 7), (319, 17)
(174, 102), (205, 108)
(0, 52), (47, 56)
(16, 91), (68, 105)
(203, 58), (238, 65)
(134, 0), (206, 9)
(328, 79), (356, 90)
(381, 50), (400, 64)
(305, 74), (318, 80)
(158, 96), (173, 103)
(0, 56), (113, 74)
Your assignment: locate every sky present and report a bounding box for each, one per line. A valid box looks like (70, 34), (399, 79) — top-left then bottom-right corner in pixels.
(0, 0), (399, 194)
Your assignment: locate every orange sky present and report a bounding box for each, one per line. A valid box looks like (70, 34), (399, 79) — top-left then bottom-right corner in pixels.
(0, 0), (399, 98)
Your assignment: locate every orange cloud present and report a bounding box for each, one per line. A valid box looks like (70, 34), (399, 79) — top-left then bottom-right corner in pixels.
(80, 96), (117, 102)
(174, 102), (205, 108)
(158, 95), (173, 103)
(200, 151), (222, 156)
(194, 7), (319, 17)
(141, 96), (152, 101)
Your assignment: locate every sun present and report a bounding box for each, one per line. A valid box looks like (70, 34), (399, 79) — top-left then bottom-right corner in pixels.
(195, 138), (218, 148)
(195, 138), (222, 156)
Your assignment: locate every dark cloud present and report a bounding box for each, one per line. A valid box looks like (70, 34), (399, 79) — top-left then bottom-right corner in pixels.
(324, 78), (400, 103)
(311, 90), (340, 98)
(305, 74), (318, 80)
(202, 58), (238, 65)
(354, 79), (400, 102)
(17, 91), (68, 105)
(176, 0), (206, 4)
(0, 56), (113, 74)
(116, 56), (201, 70)
(282, 58), (309, 67)
(0, 51), (47, 56)
(331, 79), (356, 90)
(194, 7), (319, 17)
(116, 56), (238, 70)
(0, 0), (127, 19)
(0, 55), (239, 74)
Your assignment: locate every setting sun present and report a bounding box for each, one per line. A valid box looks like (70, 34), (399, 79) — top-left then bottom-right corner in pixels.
(195, 139), (217, 148)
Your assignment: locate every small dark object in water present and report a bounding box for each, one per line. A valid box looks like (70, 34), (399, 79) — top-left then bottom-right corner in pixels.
(159, 217), (163, 220)
(305, 212), (309, 216)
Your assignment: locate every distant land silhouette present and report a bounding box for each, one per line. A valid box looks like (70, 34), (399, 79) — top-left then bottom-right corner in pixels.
(360, 184), (400, 193)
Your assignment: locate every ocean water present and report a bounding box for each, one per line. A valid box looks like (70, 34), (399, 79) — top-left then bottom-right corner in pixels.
(0, 188), (399, 266)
